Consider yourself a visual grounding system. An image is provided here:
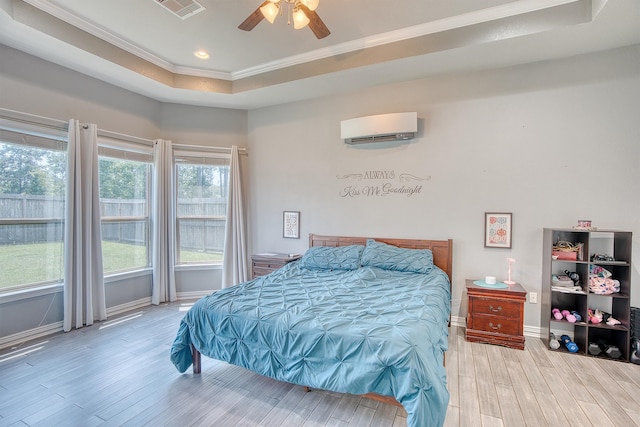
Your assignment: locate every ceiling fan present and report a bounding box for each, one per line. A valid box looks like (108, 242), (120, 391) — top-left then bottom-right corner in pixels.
(239, 0), (330, 39)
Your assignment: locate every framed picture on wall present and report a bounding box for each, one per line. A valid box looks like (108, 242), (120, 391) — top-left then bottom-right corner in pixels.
(484, 212), (512, 248)
(283, 211), (300, 239)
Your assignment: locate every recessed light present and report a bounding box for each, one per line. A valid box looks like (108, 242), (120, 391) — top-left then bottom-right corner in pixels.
(193, 50), (210, 59)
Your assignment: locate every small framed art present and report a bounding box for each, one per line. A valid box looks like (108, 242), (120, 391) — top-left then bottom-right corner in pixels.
(484, 212), (512, 248)
(283, 211), (300, 239)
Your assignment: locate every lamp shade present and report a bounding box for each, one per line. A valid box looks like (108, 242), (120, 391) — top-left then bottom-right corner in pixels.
(292, 8), (310, 29)
(300, 0), (319, 11)
(260, 2), (280, 23)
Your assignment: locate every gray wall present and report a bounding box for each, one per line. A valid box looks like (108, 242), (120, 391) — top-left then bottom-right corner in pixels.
(1, 41), (639, 344)
(246, 44), (640, 331)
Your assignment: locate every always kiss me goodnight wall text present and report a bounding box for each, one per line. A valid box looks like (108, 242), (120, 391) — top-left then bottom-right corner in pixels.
(337, 170), (430, 198)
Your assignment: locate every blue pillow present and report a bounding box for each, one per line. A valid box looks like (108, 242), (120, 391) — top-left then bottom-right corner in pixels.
(299, 245), (364, 270)
(361, 239), (433, 274)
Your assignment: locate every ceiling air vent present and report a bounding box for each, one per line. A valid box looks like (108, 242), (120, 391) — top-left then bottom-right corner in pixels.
(154, 0), (205, 20)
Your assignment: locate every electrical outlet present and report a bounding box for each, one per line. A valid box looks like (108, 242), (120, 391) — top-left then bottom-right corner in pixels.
(529, 292), (537, 304)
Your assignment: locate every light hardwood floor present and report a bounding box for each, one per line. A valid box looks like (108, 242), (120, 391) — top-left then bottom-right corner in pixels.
(1, 302), (639, 427)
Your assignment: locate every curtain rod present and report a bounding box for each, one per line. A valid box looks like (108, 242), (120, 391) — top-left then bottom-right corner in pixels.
(0, 108), (67, 131)
(98, 129), (153, 146)
(172, 143), (248, 154)
(1, 108), (247, 154)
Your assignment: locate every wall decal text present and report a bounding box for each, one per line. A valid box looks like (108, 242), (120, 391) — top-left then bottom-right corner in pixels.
(337, 170), (430, 198)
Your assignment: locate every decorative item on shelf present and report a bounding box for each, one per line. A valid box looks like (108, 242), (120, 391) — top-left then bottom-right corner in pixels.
(588, 264), (620, 294)
(588, 308), (601, 324)
(552, 274), (574, 286)
(552, 240), (583, 261)
(573, 219), (596, 231)
(504, 257), (516, 285)
(563, 270), (580, 284)
(591, 253), (618, 262)
(588, 308), (621, 326)
(473, 277), (508, 289)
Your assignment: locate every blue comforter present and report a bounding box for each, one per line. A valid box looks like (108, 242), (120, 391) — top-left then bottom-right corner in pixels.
(170, 262), (450, 427)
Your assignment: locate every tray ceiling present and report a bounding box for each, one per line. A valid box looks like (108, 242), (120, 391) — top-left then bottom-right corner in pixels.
(1, 0), (639, 109)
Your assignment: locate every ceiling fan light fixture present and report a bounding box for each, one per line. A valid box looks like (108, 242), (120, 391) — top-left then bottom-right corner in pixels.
(299, 0), (319, 11)
(241, 0), (328, 39)
(260, 2), (280, 24)
(292, 7), (310, 29)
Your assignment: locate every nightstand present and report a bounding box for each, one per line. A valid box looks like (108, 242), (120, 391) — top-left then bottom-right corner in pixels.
(251, 253), (302, 279)
(465, 279), (527, 350)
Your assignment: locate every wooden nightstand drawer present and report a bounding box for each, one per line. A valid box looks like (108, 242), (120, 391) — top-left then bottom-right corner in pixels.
(253, 260), (288, 270)
(253, 265), (280, 277)
(468, 314), (521, 336)
(471, 298), (521, 318)
(251, 253), (301, 279)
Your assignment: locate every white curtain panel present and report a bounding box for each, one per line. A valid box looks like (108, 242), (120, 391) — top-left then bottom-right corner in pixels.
(63, 120), (106, 332)
(222, 145), (248, 288)
(151, 139), (176, 304)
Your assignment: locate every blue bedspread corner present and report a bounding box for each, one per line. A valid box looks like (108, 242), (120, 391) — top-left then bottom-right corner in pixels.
(170, 320), (193, 373)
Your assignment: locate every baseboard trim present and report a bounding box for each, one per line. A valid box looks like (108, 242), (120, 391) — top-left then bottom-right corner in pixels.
(0, 321), (63, 350)
(107, 297), (153, 316)
(176, 291), (215, 300)
(524, 324), (544, 339)
(450, 315), (466, 328)
(2, 304), (545, 351)
(1, 298), (154, 350)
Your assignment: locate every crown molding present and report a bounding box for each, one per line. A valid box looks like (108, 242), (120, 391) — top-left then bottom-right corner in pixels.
(23, 0), (584, 82)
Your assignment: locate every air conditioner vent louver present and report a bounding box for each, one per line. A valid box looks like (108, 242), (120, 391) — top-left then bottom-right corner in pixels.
(154, 0), (205, 20)
(346, 133), (415, 145)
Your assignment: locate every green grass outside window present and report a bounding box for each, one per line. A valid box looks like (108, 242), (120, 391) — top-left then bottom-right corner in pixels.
(0, 242), (223, 290)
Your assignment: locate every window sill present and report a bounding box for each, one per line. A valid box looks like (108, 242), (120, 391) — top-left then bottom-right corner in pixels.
(175, 264), (222, 272)
(104, 268), (152, 284)
(0, 269), (153, 303)
(0, 283), (63, 304)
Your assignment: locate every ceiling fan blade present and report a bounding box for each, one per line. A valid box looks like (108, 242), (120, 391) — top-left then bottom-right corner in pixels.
(299, 4), (330, 39)
(238, 1), (270, 31)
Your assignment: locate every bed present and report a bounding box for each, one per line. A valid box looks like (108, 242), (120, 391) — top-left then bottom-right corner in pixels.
(170, 234), (453, 427)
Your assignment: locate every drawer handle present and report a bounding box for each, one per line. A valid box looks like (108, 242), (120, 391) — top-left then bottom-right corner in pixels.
(489, 305), (502, 313)
(488, 322), (502, 330)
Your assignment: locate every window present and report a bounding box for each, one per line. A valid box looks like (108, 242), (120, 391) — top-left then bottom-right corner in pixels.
(0, 129), (66, 292)
(98, 143), (152, 275)
(175, 154), (230, 265)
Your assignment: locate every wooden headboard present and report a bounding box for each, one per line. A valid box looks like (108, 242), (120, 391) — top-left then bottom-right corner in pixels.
(309, 234), (453, 281)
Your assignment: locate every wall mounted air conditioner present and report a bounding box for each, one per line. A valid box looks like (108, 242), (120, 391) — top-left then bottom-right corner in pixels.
(340, 112), (417, 145)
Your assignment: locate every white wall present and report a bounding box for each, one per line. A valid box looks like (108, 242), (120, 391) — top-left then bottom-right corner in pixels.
(247, 44), (640, 329)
